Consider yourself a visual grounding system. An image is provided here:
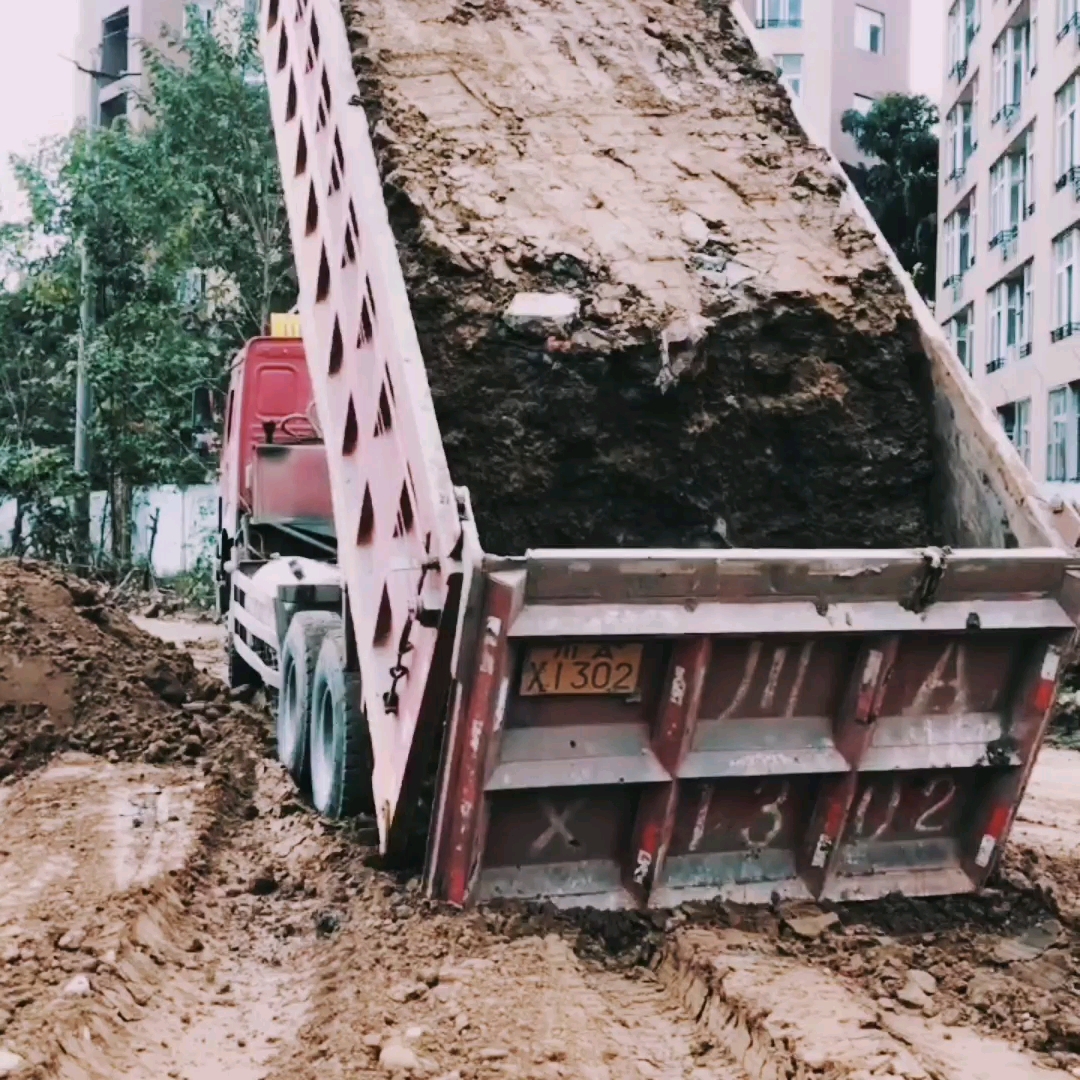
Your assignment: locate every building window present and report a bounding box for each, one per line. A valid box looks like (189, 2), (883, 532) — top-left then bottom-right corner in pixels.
(855, 5), (885, 52)
(959, 198), (975, 270)
(988, 272), (1028, 372)
(988, 283), (1006, 370)
(945, 94), (978, 181)
(852, 93), (875, 115)
(998, 399), (1031, 467)
(943, 195), (977, 295)
(1054, 228), (1078, 339)
(1049, 388), (1070, 481)
(947, 306), (974, 373)
(99, 93), (128, 128)
(756, 0), (802, 28)
(991, 23), (1031, 125)
(965, 0), (980, 47)
(1057, 0), (1078, 37)
(948, 0), (980, 77)
(990, 142), (1031, 250)
(1055, 76), (1078, 188)
(187, 2), (214, 32)
(1022, 260), (1034, 355)
(989, 158), (1007, 242)
(100, 8), (129, 82)
(775, 54), (803, 97)
(1023, 126), (1036, 217)
(948, 2), (962, 74)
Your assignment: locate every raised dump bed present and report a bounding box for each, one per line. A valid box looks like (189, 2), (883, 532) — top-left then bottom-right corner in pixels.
(252, 0), (1080, 907)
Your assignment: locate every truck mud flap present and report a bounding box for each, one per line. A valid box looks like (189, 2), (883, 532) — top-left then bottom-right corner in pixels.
(426, 548), (1080, 908)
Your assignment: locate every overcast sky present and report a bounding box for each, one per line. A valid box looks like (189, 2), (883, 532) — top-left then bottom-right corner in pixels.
(0, 0), (944, 220)
(0, 0), (80, 218)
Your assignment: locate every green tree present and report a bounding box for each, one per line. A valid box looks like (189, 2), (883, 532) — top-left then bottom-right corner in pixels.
(1, 3), (295, 565)
(841, 94), (939, 299)
(0, 254), (82, 560)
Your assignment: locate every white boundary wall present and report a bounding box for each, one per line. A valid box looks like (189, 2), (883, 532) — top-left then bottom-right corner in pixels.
(0, 483), (217, 578)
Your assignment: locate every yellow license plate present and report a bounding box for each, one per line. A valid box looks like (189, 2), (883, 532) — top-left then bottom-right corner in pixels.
(519, 642), (643, 696)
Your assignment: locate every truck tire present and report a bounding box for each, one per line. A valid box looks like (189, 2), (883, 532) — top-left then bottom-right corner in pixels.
(228, 641), (258, 690)
(277, 611), (341, 787)
(309, 626), (374, 818)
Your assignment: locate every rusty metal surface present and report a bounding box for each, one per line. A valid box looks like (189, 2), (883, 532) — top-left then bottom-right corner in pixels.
(426, 552), (1079, 908)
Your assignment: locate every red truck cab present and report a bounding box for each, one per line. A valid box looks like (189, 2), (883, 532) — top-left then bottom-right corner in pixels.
(217, 334), (334, 612)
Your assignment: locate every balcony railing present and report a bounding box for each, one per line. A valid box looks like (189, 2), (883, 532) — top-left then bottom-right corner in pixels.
(988, 227), (1017, 249)
(950, 56), (970, 82)
(1051, 322), (1080, 342)
(948, 164), (970, 191)
(1057, 11), (1080, 41)
(1020, 341), (1033, 357)
(1024, 200), (1036, 219)
(992, 102), (1020, 127)
(756, 17), (802, 27)
(1055, 166), (1080, 195)
(986, 356), (1005, 372)
(944, 273), (966, 302)
(1001, 225), (1018, 260)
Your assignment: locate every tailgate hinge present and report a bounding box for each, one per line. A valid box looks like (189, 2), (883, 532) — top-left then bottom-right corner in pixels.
(904, 546), (950, 614)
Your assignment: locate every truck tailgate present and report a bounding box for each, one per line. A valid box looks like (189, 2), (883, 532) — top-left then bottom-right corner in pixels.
(427, 548), (1079, 908)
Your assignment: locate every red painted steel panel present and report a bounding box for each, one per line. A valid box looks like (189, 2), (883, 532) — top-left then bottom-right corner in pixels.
(876, 633), (1021, 717)
(698, 638), (853, 721)
(434, 616), (1073, 907)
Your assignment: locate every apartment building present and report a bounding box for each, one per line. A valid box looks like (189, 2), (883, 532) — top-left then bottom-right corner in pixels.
(937, 0), (1080, 497)
(73, 0), (222, 127)
(738, 0), (912, 163)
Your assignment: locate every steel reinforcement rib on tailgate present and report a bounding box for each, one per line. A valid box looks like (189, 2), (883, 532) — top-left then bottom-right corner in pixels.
(427, 548), (1080, 908)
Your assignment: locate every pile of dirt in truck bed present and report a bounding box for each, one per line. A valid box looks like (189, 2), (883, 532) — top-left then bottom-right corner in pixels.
(345, 0), (939, 552)
(0, 560), (267, 781)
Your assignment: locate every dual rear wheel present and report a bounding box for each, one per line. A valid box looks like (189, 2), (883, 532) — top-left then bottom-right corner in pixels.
(276, 611), (374, 817)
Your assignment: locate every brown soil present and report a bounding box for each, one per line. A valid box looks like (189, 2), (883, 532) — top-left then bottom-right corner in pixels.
(0, 561), (265, 782)
(7, 562), (1080, 1080)
(345, 0), (939, 553)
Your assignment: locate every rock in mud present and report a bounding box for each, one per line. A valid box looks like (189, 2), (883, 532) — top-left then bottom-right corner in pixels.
(379, 1041), (421, 1072)
(0, 1049), (23, 1077)
(992, 919), (1062, 963)
(895, 976), (931, 1010)
(906, 970), (937, 995)
(56, 928), (86, 952)
(388, 981), (428, 1003)
(141, 659), (187, 705)
(61, 974), (91, 997)
(248, 867), (278, 896)
(783, 911), (840, 940)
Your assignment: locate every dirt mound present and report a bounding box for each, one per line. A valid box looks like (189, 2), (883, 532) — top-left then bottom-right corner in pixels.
(347, 0), (938, 552)
(0, 560), (267, 781)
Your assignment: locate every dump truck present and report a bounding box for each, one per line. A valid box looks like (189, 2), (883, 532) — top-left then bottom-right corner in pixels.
(217, 0), (1080, 908)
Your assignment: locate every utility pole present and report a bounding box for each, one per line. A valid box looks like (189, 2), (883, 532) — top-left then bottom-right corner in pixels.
(74, 54), (99, 561)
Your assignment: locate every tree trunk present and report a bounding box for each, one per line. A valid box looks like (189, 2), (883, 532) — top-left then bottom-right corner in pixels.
(11, 499), (24, 558)
(111, 475), (133, 565)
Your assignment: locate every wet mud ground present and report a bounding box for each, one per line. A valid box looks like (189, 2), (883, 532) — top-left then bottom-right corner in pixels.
(3, 565), (1080, 1079)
